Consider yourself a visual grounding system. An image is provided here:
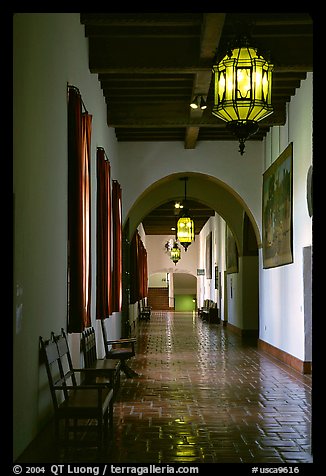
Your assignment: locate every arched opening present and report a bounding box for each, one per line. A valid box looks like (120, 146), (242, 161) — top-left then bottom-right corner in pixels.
(147, 272), (197, 312)
(124, 172), (260, 343)
(124, 172), (261, 254)
(173, 273), (197, 312)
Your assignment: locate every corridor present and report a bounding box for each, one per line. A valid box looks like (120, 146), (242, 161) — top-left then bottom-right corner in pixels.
(19, 311), (312, 465)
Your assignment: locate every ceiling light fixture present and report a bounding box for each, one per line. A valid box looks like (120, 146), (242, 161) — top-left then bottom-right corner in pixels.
(177, 177), (194, 251)
(167, 219), (181, 265)
(170, 241), (181, 265)
(190, 95), (207, 110)
(212, 33), (273, 155)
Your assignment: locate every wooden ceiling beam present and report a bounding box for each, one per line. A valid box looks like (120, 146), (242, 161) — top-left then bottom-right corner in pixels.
(90, 65), (212, 74)
(108, 102), (286, 127)
(91, 63), (312, 75)
(81, 13), (203, 27)
(85, 25), (201, 39)
(184, 127), (200, 149)
(81, 12), (312, 153)
(185, 13), (226, 149)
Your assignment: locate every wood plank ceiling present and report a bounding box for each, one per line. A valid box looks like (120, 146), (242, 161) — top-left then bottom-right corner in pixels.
(80, 12), (313, 235)
(140, 200), (216, 236)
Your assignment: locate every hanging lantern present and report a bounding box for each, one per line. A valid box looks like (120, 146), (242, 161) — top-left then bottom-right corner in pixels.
(177, 177), (194, 251)
(212, 34), (273, 155)
(177, 215), (194, 251)
(170, 241), (181, 265)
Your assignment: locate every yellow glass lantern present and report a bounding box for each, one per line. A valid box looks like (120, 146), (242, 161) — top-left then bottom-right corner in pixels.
(177, 215), (194, 251)
(176, 177), (194, 251)
(212, 35), (273, 155)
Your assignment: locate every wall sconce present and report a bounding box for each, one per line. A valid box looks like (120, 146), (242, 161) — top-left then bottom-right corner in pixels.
(177, 177), (194, 251)
(212, 33), (273, 155)
(190, 95), (207, 110)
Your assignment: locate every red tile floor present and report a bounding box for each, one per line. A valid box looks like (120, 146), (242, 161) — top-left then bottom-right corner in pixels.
(17, 311), (313, 465)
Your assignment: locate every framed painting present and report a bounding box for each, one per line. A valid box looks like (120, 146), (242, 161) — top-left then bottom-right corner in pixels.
(226, 226), (238, 274)
(215, 266), (219, 289)
(262, 142), (293, 269)
(205, 232), (212, 278)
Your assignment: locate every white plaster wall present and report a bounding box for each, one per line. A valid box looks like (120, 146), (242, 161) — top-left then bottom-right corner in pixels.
(149, 272), (169, 287)
(259, 74), (313, 361)
(227, 266), (243, 329)
(242, 256), (259, 330)
(118, 140), (264, 232)
(13, 13), (120, 459)
(13, 12), (313, 460)
(197, 214), (228, 318)
(146, 234), (198, 277)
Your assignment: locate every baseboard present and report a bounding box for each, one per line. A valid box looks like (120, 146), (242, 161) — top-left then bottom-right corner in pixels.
(258, 339), (312, 374)
(224, 321), (241, 335)
(225, 322), (258, 342)
(225, 322), (312, 374)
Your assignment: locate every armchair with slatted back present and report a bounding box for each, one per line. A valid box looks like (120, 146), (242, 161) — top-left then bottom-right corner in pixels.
(39, 329), (114, 451)
(100, 319), (138, 378)
(138, 298), (151, 321)
(80, 327), (121, 396)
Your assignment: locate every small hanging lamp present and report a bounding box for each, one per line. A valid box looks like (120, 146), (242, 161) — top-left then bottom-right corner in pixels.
(170, 241), (181, 265)
(170, 217), (182, 265)
(177, 177), (194, 251)
(212, 33), (273, 155)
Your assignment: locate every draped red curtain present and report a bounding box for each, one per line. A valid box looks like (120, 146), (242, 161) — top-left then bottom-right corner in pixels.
(130, 233), (138, 305)
(112, 180), (122, 312)
(142, 244), (148, 298)
(96, 148), (112, 319)
(67, 87), (92, 333)
(130, 231), (148, 304)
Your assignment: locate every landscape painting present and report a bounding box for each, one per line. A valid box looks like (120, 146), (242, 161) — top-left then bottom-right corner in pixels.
(262, 143), (293, 269)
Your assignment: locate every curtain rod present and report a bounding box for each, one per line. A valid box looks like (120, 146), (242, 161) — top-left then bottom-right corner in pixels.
(97, 146), (110, 162)
(67, 83), (88, 114)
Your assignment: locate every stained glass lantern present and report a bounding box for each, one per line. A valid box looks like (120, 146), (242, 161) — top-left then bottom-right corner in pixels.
(212, 35), (273, 155)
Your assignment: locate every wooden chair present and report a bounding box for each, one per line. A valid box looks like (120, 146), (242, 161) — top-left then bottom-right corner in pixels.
(208, 302), (220, 324)
(201, 299), (213, 321)
(198, 299), (209, 318)
(39, 329), (114, 450)
(138, 298), (151, 321)
(80, 327), (121, 397)
(100, 319), (138, 378)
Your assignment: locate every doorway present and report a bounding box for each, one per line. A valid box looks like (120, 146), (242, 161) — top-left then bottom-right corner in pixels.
(173, 273), (197, 311)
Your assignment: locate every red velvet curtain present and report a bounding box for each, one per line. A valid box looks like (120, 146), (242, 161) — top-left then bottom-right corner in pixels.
(96, 148), (112, 319)
(112, 180), (122, 312)
(130, 231), (148, 304)
(68, 87), (92, 333)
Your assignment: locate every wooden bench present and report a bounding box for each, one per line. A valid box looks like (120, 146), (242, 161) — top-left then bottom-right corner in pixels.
(40, 329), (114, 451)
(80, 327), (121, 398)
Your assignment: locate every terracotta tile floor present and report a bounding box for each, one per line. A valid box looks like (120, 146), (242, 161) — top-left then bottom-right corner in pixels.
(18, 311), (313, 464)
